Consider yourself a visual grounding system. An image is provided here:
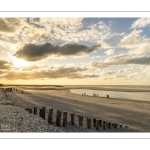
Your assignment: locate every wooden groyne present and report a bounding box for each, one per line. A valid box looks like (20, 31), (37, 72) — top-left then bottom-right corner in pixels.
(25, 106), (128, 131)
(4, 87), (32, 94)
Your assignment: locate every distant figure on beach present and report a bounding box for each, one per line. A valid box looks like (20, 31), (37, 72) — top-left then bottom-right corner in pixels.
(82, 93), (83, 96)
(107, 94), (109, 98)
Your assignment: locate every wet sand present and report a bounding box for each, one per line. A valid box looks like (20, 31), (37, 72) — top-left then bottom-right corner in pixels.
(2, 85), (150, 132)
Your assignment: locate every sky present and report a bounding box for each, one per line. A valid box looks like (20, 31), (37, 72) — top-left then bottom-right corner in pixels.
(0, 17), (150, 85)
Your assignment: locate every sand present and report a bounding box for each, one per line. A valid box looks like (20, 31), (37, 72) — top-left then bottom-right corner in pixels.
(1, 85), (150, 132)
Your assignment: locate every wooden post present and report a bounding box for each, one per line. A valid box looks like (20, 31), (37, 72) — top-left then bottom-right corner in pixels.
(106, 122), (108, 126)
(108, 122), (111, 128)
(34, 107), (37, 115)
(80, 116), (83, 126)
(87, 117), (91, 129)
(63, 112), (67, 127)
(25, 108), (29, 112)
(42, 107), (46, 120)
(29, 108), (32, 113)
(78, 115), (80, 126)
(120, 125), (122, 128)
(96, 120), (99, 130)
(93, 118), (96, 127)
(56, 110), (62, 126)
(103, 121), (106, 130)
(114, 124), (118, 128)
(71, 113), (75, 125)
(48, 109), (53, 124)
(39, 108), (43, 118)
(99, 120), (102, 127)
(78, 115), (83, 126)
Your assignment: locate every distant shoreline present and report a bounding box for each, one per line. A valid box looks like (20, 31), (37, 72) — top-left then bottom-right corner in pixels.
(3, 85), (150, 92)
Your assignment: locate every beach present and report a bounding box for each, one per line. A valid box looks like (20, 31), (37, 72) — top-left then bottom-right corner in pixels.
(0, 86), (150, 132)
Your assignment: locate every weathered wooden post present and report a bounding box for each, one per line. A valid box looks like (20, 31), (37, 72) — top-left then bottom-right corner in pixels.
(39, 108), (43, 118)
(56, 110), (62, 126)
(99, 120), (102, 127)
(48, 109), (53, 125)
(93, 118), (96, 127)
(106, 122), (108, 126)
(120, 125), (122, 128)
(107, 95), (109, 98)
(87, 117), (91, 129)
(78, 115), (83, 126)
(34, 107), (37, 115)
(25, 108), (29, 112)
(29, 108), (32, 113)
(80, 116), (83, 127)
(42, 107), (46, 120)
(103, 121), (106, 130)
(96, 120), (99, 130)
(63, 112), (67, 127)
(108, 122), (111, 128)
(78, 115), (80, 126)
(71, 113), (75, 125)
(114, 123), (118, 128)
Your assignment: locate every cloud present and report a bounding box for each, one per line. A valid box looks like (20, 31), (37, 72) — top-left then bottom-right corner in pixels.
(0, 18), (21, 33)
(84, 61), (110, 71)
(118, 67), (137, 73)
(105, 49), (114, 56)
(100, 70), (114, 76)
(13, 43), (101, 61)
(0, 18), (29, 34)
(131, 18), (150, 28)
(103, 74), (126, 80)
(21, 64), (42, 71)
(118, 30), (150, 55)
(143, 67), (150, 75)
(1, 65), (99, 80)
(105, 54), (150, 65)
(84, 54), (150, 71)
(36, 18), (113, 44)
(0, 60), (12, 70)
(22, 27), (51, 41)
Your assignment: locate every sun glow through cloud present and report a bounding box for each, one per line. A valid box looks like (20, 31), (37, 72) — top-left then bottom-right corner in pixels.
(12, 57), (32, 67)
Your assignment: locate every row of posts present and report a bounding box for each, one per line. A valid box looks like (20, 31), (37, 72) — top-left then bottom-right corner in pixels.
(82, 93), (110, 98)
(25, 106), (126, 130)
(5, 87), (32, 94)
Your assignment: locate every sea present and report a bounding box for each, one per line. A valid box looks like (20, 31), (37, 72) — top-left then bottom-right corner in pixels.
(2, 84), (150, 102)
(69, 85), (150, 102)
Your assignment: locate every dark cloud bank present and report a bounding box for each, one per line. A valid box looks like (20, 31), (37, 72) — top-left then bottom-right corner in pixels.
(14, 43), (101, 61)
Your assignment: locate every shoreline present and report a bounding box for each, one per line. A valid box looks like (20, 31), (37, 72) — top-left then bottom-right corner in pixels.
(2, 85), (150, 92)
(67, 89), (150, 103)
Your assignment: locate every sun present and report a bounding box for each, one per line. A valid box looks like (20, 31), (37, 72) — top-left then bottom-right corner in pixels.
(12, 57), (32, 67)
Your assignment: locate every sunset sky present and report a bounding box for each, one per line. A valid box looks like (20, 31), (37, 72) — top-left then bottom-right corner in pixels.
(0, 17), (150, 85)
